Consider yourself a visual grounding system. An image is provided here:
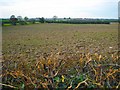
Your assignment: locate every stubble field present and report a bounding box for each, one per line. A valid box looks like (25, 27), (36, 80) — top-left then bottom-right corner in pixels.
(2, 24), (120, 89)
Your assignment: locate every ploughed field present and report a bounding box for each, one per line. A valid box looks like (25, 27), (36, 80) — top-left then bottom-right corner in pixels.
(2, 24), (119, 89)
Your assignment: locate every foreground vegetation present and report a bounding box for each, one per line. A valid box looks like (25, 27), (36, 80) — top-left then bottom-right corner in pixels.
(2, 24), (119, 89)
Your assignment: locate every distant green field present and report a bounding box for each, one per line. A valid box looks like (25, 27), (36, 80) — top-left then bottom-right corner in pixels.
(2, 24), (119, 89)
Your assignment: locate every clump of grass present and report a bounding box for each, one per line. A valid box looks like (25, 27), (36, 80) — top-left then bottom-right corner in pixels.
(2, 50), (120, 89)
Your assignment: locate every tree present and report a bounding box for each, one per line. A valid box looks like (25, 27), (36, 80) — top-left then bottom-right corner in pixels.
(38, 17), (45, 23)
(17, 16), (23, 21)
(24, 16), (28, 22)
(64, 17), (66, 19)
(53, 16), (58, 21)
(10, 15), (18, 25)
(17, 16), (25, 25)
(24, 16), (29, 25)
(68, 17), (71, 20)
(30, 19), (35, 24)
(10, 15), (15, 19)
(40, 17), (45, 23)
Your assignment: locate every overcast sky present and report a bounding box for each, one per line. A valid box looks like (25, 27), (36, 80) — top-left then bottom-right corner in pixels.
(0, 0), (119, 19)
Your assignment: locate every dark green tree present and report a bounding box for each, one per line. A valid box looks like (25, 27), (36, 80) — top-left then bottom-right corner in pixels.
(24, 16), (28, 21)
(38, 17), (45, 23)
(24, 16), (29, 24)
(10, 15), (18, 25)
(41, 17), (45, 23)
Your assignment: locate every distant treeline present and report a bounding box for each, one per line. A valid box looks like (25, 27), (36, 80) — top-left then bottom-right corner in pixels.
(1, 17), (45, 26)
(46, 20), (111, 24)
(2, 19), (33, 26)
(1, 17), (119, 26)
(46, 18), (118, 24)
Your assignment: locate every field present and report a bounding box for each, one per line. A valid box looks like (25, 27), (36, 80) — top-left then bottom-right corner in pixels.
(2, 24), (120, 89)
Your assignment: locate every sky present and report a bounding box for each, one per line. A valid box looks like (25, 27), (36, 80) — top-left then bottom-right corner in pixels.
(0, 0), (119, 19)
